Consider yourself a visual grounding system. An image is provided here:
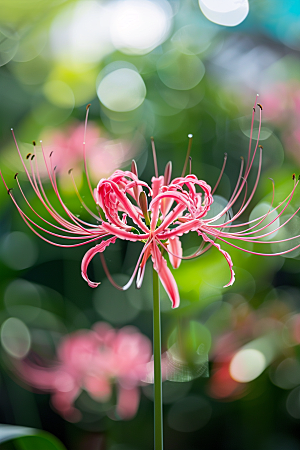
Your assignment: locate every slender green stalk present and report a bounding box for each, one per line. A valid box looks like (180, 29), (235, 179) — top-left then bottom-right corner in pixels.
(153, 268), (163, 450)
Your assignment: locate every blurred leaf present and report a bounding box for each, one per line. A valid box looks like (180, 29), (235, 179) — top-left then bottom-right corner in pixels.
(165, 321), (211, 382)
(0, 424), (66, 450)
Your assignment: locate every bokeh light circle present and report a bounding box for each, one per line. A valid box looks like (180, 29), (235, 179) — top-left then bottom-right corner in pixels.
(93, 275), (139, 325)
(286, 386), (300, 419)
(199, 0), (249, 27)
(249, 202), (280, 241)
(230, 349), (266, 382)
(157, 50), (205, 90)
(97, 67), (146, 112)
(171, 24), (217, 55)
(0, 29), (19, 66)
(271, 214), (300, 259)
(110, 0), (172, 55)
(43, 80), (75, 109)
(167, 395), (212, 432)
(50, 1), (114, 64)
(1, 232), (38, 270)
(4, 279), (41, 322)
(1, 317), (31, 359)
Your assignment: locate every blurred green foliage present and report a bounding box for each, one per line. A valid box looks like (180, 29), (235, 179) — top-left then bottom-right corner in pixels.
(1, 0), (300, 449)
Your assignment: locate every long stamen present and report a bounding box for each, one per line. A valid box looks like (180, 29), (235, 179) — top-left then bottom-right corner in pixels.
(40, 142), (96, 234)
(210, 180), (296, 231)
(15, 175), (92, 235)
(151, 137), (159, 178)
(68, 169), (101, 222)
(31, 145), (86, 232)
(216, 181), (300, 241)
(83, 104), (94, 198)
(212, 153), (227, 195)
(8, 189), (106, 247)
(212, 234), (300, 258)
(211, 99), (263, 225)
(245, 94), (259, 175)
(181, 134), (193, 177)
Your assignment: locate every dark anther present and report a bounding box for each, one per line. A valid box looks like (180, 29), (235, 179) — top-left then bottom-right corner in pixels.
(293, 173), (296, 180)
(68, 168), (73, 175)
(32, 140), (36, 146)
(7, 188), (12, 195)
(253, 107), (256, 112)
(49, 151), (53, 157)
(54, 166), (57, 171)
(31, 154), (35, 160)
(257, 103), (263, 110)
(259, 145), (263, 149)
(298, 175), (300, 181)
(86, 103), (91, 110)
(26, 153), (31, 159)
(14, 173), (18, 179)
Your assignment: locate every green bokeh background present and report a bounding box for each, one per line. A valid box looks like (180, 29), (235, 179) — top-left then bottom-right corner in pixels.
(1, 1), (300, 449)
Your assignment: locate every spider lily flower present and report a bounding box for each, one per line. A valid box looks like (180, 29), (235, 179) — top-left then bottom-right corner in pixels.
(2, 98), (300, 309)
(13, 323), (152, 421)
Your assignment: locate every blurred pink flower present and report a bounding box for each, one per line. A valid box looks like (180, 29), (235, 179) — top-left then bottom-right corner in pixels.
(43, 121), (135, 182)
(262, 81), (300, 163)
(15, 323), (152, 422)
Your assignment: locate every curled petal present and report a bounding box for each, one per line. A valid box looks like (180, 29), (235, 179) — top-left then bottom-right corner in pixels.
(168, 236), (182, 269)
(198, 232), (235, 287)
(151, 241), (180, 309)
(81, 237), (117, 288)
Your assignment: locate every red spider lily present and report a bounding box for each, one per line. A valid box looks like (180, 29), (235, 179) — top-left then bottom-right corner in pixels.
(2, 98), (300, 308)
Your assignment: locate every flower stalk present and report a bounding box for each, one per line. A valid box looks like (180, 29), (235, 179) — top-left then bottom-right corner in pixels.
(153, 267), (163, 450)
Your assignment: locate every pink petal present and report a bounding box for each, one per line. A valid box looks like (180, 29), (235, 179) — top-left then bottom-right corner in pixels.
(151, 176), (164, 198)
(84, 374), (111, 400)
(116, 385), (140, 419)
(199, 232), (235, 287)
(81, 237), (117, 288)
(151, 241), (180, 308)
(168, 236), (182, 269)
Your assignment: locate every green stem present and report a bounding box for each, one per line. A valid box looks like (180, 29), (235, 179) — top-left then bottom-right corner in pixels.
(153, 267), (163, 450)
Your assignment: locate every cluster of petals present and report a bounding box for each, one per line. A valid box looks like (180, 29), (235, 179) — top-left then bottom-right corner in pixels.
(2, 98), (300, 309)
(14, 322), (152, 421)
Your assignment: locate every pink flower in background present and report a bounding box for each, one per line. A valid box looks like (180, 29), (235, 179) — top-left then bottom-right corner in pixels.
(262, 81), (300, 163)
(43, 121), (135, 181)
(15, 323), (152, 421)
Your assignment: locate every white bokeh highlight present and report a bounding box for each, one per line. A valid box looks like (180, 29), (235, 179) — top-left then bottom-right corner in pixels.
(97, 67), (146, 112)
(199, 0), (249, 27)
(50, 1), (114, 64)
(230, 349), (266, 383)
(1, 318), (31, 359)
(109, 0), (172, 54)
